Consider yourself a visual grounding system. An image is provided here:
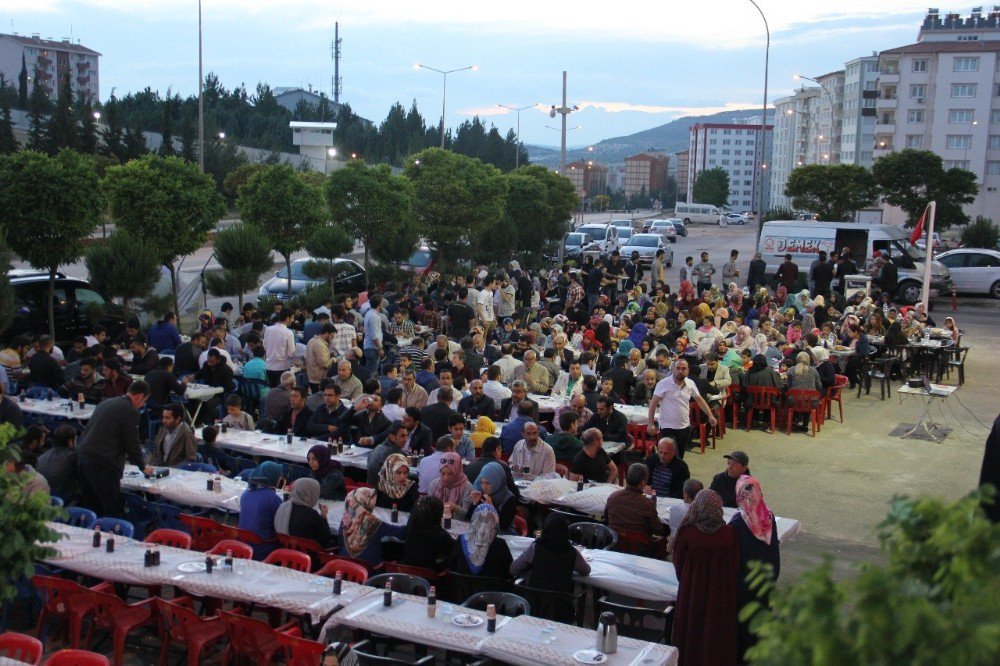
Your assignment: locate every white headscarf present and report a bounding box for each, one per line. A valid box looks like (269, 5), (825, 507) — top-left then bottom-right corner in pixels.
(274, 478), (321, 535)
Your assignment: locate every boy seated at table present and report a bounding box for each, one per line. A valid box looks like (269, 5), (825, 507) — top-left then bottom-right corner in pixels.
(222, 394), (255, 431)
(197, 425), (232, 476)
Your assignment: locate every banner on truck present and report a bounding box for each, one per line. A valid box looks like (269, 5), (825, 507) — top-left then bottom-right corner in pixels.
(761, 233), (836, 257)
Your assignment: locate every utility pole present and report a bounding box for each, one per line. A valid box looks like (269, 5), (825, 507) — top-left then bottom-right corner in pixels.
(197, 0), (204, 173)
(549, 71), (578, 176)
(331, 22), (342, 104)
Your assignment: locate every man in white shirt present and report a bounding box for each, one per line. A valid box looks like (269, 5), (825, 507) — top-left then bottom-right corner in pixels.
(647, 358), (716, 460)
(198, 338), (235, 371)
(427, 369), (461, 410)
(263, 310), (296, 386)
(427, 334), (461, 360)
(508, 421), (556, 477)
(482, 365), (512, 406)
(551, 361), (585, 399)
(477, 275), (497, 339)
(491, 344), (522, 384)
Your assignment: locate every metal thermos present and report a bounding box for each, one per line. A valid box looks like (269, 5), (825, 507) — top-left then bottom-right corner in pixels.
(596, 611), (618, 654)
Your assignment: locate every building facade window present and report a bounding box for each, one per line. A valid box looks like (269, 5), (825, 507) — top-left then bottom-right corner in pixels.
(912, 59), (927, 72)
(905, 135), (923, 148)
(910, 84), (927, 98)
(943, 160), (970, 169)
(953, 57), (980, 72)
(987, 161), (1000, 175)
(951, 83), (977, 98)
(989, 135), (1000, 149)
(949, 109), (975, 123)
(946, 135), (972, 149)
(908, 109), (924, 123)
(992, 110), (1000, 124)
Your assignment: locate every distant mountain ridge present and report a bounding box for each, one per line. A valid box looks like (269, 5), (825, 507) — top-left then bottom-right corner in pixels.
(527, 108), (772, 169)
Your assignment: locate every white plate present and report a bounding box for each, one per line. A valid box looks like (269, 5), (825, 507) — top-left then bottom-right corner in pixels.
(451, 613), (484, 627)
(573, 650), (608, 664)
(177, 561), (207, 573)
(514, 480), (531, 488)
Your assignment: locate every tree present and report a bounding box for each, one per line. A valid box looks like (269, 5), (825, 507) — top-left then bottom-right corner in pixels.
(85, 230), (162, 321)
(45, 71), (77, 153)
(204, 223), (273, 308)
(872, 149), (978, 230)
(0, 150), (101, 338)
(222, 162), (267, 206)
(158, 94), (175, 157)
(0, 88), (18, 155)
(744, 490), (1000, 665)
(204, 134), (247, 193)
(179, 114), (197, 163)
(507, 165), (576, 266)
(25, 77), (50, 152)
(592, 194), (611, 212)
(103, 154), (226, 315)
(494, 173), (550, 266)
(0, 423), (65, 603)
(0, 236), (13, 335)
(122, 118), (148, 159)
(404, 148), (507, 267)
(693, 167), (729, 206)
(304, 224), (355, 300)
(238, 164), (328, 300)
(783, 164), (878, 221)
(960, 216), (1000, 249)
(326, 159), (418, 286)
(763, 206), (796, 223)
(17, 54), (27, 109)
(100, 94), (126, 162)
(76, 91), (99, 154)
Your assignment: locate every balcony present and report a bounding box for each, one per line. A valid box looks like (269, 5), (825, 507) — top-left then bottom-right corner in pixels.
(76, 61), (90, 72)
(878, 72), (900, 84)
(876, 97), (898, 110)
(36, 55), (51, 68)
(77, 76), (90, 86)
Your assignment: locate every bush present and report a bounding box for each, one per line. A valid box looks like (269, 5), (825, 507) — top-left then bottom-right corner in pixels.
(763, 207), (797, 223)
(961, 216), (1000, 249)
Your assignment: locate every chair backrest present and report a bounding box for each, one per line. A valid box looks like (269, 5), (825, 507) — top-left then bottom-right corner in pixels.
(50, 495), (65, 508)
(568, 522), (618, 550)
(514, 580), (584, 625)
(92, 517), (135, 538)
(120, 492), (154, 538)
(554, 463), (569, 479)
(62, 507), (97, 529)
(225, 525), (264, 545)
(747, 385), (780, 408)
(148, 502), (187, 532)
(263, 548), (312, 572)
(597, 595), (672, 645)
(207, 539), (254, 559)
(275, 628), (326, 666)
(547, 507), (600, 525)
(32, 575), (84, 619)
(218, 610), (284, 661)
(156, 597), (217, 645)
(512, 514), (529, 536)
(145, 528), (193, 549)
(613, 528), (665, 558)
(352, 640), (434, 665)
(383, 562), (442, 582)
(626, 423), (653, 455)
(43, 649), (111, 666)
(0, 631), (43, 665)
(786, 389), (821, 410)
(462, 592), (530, 617)
(276, 534), (327, 559)
(179, 514), (228, 551)
(366, 573), (431, 597)
(284, 464), (312, 482)
(177, 461), (218, 473)
(315, 558), (369, 584)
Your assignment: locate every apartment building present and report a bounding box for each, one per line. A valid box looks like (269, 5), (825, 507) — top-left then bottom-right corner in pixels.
(0, 33), (100, 102)
(687, 121), (772, 211)
(624, 152), (670, 198)
(564, 159), (609, 196)
(840, 55), (880, 167)
(675, 149), (689, 200)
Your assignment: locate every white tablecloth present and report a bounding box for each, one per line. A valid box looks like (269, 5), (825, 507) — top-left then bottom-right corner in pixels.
(121, 466), (245, 512)
(18, 397), (95, 420)
(43, 523), (366, 623)
(529, 394), (648, 425)
(214, 430), (371, 469)
(185, 383), (224, 401)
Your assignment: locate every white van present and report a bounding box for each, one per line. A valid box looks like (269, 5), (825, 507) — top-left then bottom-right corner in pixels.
(757, 220), (953, 303)
(674, 202), (723, 225)
(577, 223), (621, 258)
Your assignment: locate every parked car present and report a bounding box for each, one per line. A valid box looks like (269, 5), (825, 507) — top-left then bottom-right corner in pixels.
(257, 257), (366, 302)
(621, 233), (673, 267)
(935, 249), (1000, 298)
(722, 212), (750, 225)
(576, 223), (622, 258)
(666, 218), (688, 237)
(399, 246), (434, 276)
(641, 219), (678, 242)
(618, 227), (634, 244)
(4, 270), (125, 350)
(610, 219), (634, 234)
(915, 233), (953, 252)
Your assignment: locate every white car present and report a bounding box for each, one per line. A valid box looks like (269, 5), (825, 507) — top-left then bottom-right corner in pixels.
(641, 219), (678, 242)
(620, 233), (673, 267)
(936, 248), (1000, 298)
(722, 212), (749, 225)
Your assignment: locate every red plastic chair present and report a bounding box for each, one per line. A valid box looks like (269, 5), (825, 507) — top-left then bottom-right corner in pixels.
(145, 528), (193, 550)
(206, 539), (253, 560)
(79, 587), (156, 666)
(224, 525), (264, 546)
(689, 403), (718, 454)
(156, 597), (227, 666)
(32, 575), (101, 649)
(315, 558), (369, 584)
(44, 650), (110, 666)
(744, 386), (781, 433)
(263, 548), (312, 572)
(785, 389), (823, 436)
(626, 423), (653, 455)
(0, 632), (43, 665)
(276, 626), (326, 666)
(725, 385), (741, 429)
(179, 514), (228, 551)
(276, 534), (338, 568)
(218, 610), (295, 665)
(512, 514), (529, 536)
(822, 374), (849, 424)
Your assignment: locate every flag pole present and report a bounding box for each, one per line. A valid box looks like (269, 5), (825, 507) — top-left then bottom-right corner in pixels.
(920, 201), (936, 313)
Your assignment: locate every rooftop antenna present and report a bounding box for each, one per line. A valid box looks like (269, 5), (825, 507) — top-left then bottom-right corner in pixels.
(331, 21), (342, 103)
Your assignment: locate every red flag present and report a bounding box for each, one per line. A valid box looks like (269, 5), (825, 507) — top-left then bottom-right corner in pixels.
(910, 207), (926, 245)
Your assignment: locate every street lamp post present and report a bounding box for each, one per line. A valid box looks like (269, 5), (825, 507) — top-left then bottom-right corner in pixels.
(748, 0), (770, 244)
(549, 71), (579, 176)
(416, 63), (477, 149)
(197, 0), (205, 173)
(496, 102), (538, 169)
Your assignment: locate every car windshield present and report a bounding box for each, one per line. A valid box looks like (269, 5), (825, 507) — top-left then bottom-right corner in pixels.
(651, 221), (669, 227)
(566, 233), (585, 245)
(275, 261), (315, 280)
(619, 229), (632, 240)
(406, 249), (432, 267)
(629, 236), (660, 247)
(580, 226), (607, 241)
(889, 239), (925, 262)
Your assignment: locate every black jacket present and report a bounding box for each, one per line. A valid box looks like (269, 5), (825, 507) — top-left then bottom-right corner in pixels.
(747, 259), (767, 289)
(602, 367), (635, 400)
(709, 469), (750, 508)
(194, 361), (234, 392)
(273, 406), (313, 437)
(144, 368), (186, 407)
(172, 342), (201, 377)
(28, 351), (64, 390)
(584, 409), (630, 444)
(643, 453), (690, 499)
(305, 401), (350, 438)
(76, 395), (145, 472)
(458, 394), (496, 419)
(352, 410), (392, 442)
(499, 397), (538, 422)
(129, 348), (160, 376)
(421, 402), (458, 442)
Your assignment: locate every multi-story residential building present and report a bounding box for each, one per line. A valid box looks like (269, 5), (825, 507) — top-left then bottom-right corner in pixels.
(564, 159), (608, 197)
(0, 33), (99, 101)
(687, 120), (772, 211)
(675, 149), (689, 200)
(810, 70), (845, 166)
(840, 55), (880, 167)
(770, 88), (821, 210)
(624, 152), (670, 198)
(873, 7), (1000, 221)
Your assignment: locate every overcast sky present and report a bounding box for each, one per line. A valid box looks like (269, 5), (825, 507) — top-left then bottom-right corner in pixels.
(1, 1), (937, 146)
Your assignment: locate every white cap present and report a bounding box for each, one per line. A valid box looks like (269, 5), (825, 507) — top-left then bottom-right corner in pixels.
(313, 306), (331, 316)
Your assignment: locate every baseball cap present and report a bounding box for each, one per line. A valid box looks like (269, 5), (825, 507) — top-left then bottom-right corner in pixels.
(724, 451), (749, 466)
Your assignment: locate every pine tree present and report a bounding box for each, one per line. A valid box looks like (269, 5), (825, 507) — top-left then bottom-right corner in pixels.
(0, 90), (19, 154)
(17, 54), (28, 109)
(158, 95), (175, 157)
(100, 95), (125, 162)
(45, 71), (77, 153)
(76, 91), (99, 154)
(124, 118), (148, 159)
(179, 113), (197, 162)
(25, 77), (50, 151)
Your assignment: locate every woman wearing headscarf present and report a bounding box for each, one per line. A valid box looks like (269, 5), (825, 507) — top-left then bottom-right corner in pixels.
(786, 351), (822, 429)
(942, 316), (961, 344)
(812, 347), (837, 393)
(773, 285), (788, 307)
(375, 453), (418, 512)
(273, 478), (334, 548)
(730, 475), (780, 661)
(671, 489), (739, 666)
(510, 513), (591, 622)
(468, 461), (516, 531)
(594, 320), (613, 351)
(401, 496), (455, 570)
(733, 325), (754, 354)
(307, 444), (346, 501)
(650, 317), (671, 347)
(238, 461), (284, 547)
(627, 321), (649, 350)
(428, 452), (474, 517)
(340, 487), (406, 566)
(447, 503), (513, 579)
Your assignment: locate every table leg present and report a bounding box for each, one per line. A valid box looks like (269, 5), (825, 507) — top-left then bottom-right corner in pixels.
(899, 395), (946, 441)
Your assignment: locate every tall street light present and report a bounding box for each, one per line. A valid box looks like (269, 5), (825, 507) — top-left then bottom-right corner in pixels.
(748, 0), (769, 244)
(415, 63), (477, 149)
(549, 71), (579, 177)
(198, 0), (205, 173)
(496, 102), (538, 169)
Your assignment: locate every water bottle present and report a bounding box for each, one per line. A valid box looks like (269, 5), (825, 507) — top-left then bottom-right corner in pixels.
(486, 604), (497, 633)
(105, 537), (115, 553)
(427, 586), (437, 618)
(333, 571), (342, 595)
(443, 507), (452, 530)
(391, 503), (399, 523)
(144, 547), (154, 567)
(383, 579), (393, 607)
(286, 429), (293, 445)
(205, 556), (214, 574)
(78, 392), (86, 410)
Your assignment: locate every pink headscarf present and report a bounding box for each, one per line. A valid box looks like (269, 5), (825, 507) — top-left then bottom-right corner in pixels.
(736, 474), (774, 544)
(434, 452), (471, 507)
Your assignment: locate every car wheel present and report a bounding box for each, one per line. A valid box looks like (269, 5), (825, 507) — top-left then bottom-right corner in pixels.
(991, 280), (1000, 299)
(667, 255), (673, 268)
(897, 281), (922, 304)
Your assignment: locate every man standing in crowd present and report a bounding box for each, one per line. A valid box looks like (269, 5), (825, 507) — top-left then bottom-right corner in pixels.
(693, 252), (715, 295)
(263, 310), (295, 387)
(362, 294), (385, 376)
(647, 359), (716, 459)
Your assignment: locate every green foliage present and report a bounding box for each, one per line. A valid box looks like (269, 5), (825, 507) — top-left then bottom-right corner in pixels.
(222, 163), (267, 206)
(204, 136), (248, 194)
(746, 490), (1000, 665)
(326, 160), (418, 286)
(158, 92), (175, 157)
(205, 223), (275, 308)
(0, 87), (17, 155)
(0, 149), (101, 337)
(692, 167), (729, 207)
(17, 55), (27, 109)
(498, 172), (552, 267)
(85, 230), (162, 321)
(25, 77), (50, 151)
(592, 194), (611, 212)
(405, 148), (507, 267)
(239, 163), (328, 300)
(76, 92), (99, 155)
(784, 164), (878, 221)
(179, 114), (197, 163)
(763, 206), (796, 222)
(960, 216), (1000, 249)
(0, 236), (13, 335)
(99, 94), (126, 162)
(0, 423), (64, 602)
(304, 224), (355, 300)
(45, 72), (77, 154)
(103, 154), (226, 314)
(872, 149), (979, 230)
